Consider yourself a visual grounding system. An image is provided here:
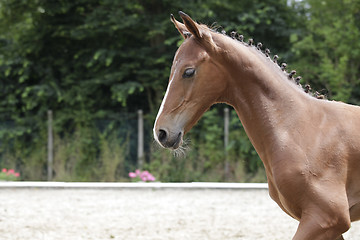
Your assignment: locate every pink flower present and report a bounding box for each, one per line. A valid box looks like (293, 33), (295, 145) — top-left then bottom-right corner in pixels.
(128, 172), (137, 178)
(14, 173), (20, 177)
(147, 172), (156, 181)
(141, 171), (156, 182)
(139, 171), (148, 180)
(147, 175), (156, 181)
(8, 169), (14, 174)
(129, 169), (156, 182)
(2, 168), (6, 173)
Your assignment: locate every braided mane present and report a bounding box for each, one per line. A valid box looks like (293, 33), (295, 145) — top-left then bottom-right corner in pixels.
(210, 27), (327, 100)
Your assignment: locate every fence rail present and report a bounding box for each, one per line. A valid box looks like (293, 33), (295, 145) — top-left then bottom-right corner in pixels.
(0, 181), (268, 189)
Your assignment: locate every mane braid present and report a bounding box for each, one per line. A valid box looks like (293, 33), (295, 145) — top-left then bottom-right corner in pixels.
(211, 27), (327, 100)
(265, 48), (270, 57)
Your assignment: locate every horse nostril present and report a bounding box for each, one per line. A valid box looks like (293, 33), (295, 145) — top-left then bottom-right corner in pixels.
(158, 129), (167, 143)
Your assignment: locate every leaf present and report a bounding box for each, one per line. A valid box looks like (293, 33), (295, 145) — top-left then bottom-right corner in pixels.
(93, 50), (103, 60)
(105, 57), (113, 67)
(5, 68), (11, 77)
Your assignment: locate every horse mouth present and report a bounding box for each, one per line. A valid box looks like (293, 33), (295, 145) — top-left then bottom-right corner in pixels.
(170, 132), (183, 149)
(156, 129), (183, 150)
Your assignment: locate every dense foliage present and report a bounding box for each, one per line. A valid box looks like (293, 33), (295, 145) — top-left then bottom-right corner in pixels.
(290, 0), (360, 103)
(0, 0), (359, 181)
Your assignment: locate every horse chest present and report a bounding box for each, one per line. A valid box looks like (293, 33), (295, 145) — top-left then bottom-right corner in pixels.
(267, 173), (303, 220)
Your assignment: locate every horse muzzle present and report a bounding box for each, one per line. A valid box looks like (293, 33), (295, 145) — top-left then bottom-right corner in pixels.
(155, 128), (183, 150)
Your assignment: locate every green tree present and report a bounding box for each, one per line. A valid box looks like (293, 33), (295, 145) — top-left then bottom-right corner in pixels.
(290, 0), (360, 103)
(0, 0), (303, 181)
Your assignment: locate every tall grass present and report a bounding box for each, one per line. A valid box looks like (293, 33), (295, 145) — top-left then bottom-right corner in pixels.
(52, 127), (127, 181)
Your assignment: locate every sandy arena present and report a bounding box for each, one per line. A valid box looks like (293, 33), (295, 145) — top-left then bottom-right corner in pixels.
(0, 185), (359, 240)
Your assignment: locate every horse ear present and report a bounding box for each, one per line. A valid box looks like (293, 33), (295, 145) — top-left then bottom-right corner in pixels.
(175, 12), (219, 54)
(178, 11), (202, 39)
(171, 14), (191, 39)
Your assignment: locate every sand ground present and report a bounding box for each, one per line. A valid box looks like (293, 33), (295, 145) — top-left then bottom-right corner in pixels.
(0, 188), (359, 240)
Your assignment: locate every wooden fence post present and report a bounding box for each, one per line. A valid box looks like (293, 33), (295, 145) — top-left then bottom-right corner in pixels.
(137, 109), (144, 169)
(47, 110), (53, 181)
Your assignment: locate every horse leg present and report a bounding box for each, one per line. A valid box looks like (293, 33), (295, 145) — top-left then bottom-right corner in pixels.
(292, 212), (349, 240)
(292, 202), (350, 240)
(336, 235), (345, 240)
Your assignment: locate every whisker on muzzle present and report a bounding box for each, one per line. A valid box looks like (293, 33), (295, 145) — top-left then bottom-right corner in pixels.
(172, 137), (190, 158)
(153, 135), (191, 158)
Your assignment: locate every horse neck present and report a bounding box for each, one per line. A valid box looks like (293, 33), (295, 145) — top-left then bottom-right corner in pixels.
(216, 38), (311, 157)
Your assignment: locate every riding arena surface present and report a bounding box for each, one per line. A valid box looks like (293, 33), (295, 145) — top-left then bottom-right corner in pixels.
(1, 184), (360, 240)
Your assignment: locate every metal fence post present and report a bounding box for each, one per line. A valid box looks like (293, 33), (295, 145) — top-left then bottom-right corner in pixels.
(47, 110), (53, 181)
(137, 109), (144, 169)
(224, 107), (230, 180)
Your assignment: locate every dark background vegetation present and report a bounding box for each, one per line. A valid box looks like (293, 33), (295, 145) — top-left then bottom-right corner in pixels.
(0, 0), (359, 181)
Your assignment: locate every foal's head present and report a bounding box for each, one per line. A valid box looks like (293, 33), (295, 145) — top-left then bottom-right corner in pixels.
(153, 12), (229, 150)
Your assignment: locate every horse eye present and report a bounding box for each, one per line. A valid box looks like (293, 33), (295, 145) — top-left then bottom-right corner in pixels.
(182, 68), (195, 78)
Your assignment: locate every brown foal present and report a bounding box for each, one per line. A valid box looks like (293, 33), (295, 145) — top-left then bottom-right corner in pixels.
(153, 12), (360, 240)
